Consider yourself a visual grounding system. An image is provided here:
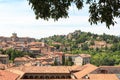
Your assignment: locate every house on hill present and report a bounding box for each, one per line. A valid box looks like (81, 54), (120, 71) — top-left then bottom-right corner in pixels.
(74, 54), (91, 65)
(64, 53), (91, 66)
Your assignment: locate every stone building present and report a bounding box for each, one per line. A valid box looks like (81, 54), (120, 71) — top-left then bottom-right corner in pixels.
(74, 54), (91, 65)
(14, 55), (33, 66)
(0, 33), (35, 43)
(0, 54), (9, 64)
(64, 53), (91, 65)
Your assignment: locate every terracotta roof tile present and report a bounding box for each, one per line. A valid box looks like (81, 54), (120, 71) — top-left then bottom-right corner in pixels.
(14, 57), (30, 62)
(0, 54), (8, 57)
(97, 66), (120, 74)
(68, 65), (82, 72)
(73, 64), (98, 79)
(29, 47), (40, 51)
(10, 66), (71, 74)
(0, 63), (6, 70)
(22, 66), (70, 73)
(0, 70), (19, 80)
(41, 61), (54, 65)
(88, 74), (119, 80)
(79, 54), (91, 58)
(29, 42), (42, 45)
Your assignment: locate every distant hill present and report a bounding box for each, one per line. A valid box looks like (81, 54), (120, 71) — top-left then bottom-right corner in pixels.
(40, 30), (120, 53)
(40, 30), (120, 66)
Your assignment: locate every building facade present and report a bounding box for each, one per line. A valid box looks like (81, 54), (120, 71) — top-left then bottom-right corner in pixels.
(0, 54), (9, 64)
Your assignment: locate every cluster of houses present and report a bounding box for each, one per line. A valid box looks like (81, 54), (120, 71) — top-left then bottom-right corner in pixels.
(0, 33), (120, 80)
(0, 33), (91, 67)
(0, 52), (91, 68)
(89, 41), (112, 49)
(0, 33), (54, 55)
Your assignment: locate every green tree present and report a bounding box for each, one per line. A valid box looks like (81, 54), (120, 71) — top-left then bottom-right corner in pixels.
(64, 57), (73, 66)
(65, 58), (69, 66)
(90, 40), (95, 45)
(4, 48), (30, 61)
(0, 48), (5, 54)
(28, 0), (120, 28)
(62, 54), (65, 65)
(111, 42), (120, 52)
(81, 43), (89, 50)
(54, 58), (58, 66)
(68, 57), (73, 66)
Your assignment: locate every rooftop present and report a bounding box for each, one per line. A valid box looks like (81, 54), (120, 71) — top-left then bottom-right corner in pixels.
(73, 64), (98, 79)
(79, 54), (91, 58)
(97, 66), (120, 74)
(21, 66), (71, 73)
(0, 63), (6, 70)
(29, 47), (40, 51)
(6, 64), (120, 80)
(14, 56), (31, 62)
(88, 74), (119, 80)
(0, 54), (8, 58)
(0, 70), (19, 80)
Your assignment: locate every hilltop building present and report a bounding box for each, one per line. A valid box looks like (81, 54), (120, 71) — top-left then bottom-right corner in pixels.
(0, 33), (35, 42)
(74, 54), (91, 65)
(0, 33), (55, 56)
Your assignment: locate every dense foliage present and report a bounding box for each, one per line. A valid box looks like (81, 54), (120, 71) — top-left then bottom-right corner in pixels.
(0, 48), (32, 61)
(40, 30), (120, 66)
(28, 0), (120, 28)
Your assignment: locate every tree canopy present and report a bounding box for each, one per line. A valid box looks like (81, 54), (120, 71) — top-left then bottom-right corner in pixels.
(28, 0), (120, 28)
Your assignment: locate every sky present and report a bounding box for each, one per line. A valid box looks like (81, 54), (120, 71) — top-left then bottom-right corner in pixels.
(0, 0), (120, 39)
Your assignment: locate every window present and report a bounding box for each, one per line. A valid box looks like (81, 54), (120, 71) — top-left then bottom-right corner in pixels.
(61, 76), (65, 79)
(40, 76), (44, 79)
(29, 76), (33, 79)
(67, 76), (71, 79)
(56, 76), (60, 79)
(23, 76), (28, 79)
(50, 76), (55, 79)
(45, 76), (49, 79)
(35, 76), (39, 79)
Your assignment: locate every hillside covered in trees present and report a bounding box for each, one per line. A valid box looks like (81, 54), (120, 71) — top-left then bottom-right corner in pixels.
(40, 30), (120, 66)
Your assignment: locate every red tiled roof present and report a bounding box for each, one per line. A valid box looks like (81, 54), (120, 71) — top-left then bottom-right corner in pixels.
(29, 47), (40, 51)
(0, 63), (6, 70)
(29, 42), (42, 45)
(0, 54), (8, 57)
(73, 64), (98, 79)
(54, 52), (63, 55)
(14, 57), (30, 62)
(68, 65), (82, 71)
(0, 70), (19, 80)
(88, 74), (119, 80)
(94, 41), (106, 45)
(13, 66), (71, 73)
(36, 57), (52, 61)
(79, 54), (91, 58)
(41, 61), (54, 65)
(97, 66), (120, 74)
(64, 53), (74, 56)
